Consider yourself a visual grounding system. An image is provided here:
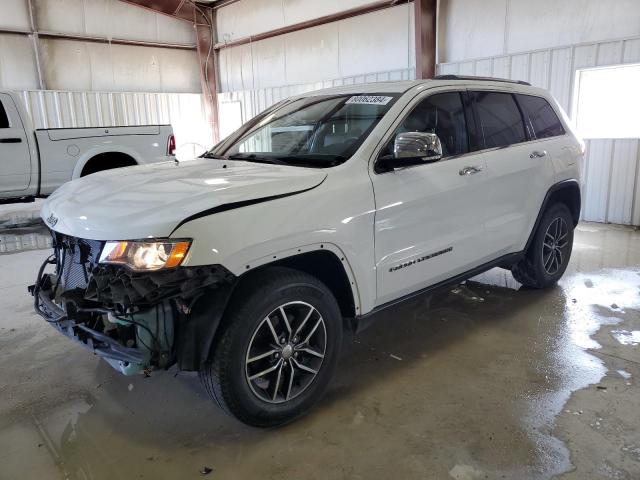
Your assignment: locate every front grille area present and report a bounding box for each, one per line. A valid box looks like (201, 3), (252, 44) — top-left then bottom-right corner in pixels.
(52, 232), (104, 291)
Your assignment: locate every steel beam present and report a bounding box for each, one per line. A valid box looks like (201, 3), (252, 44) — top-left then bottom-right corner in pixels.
(194, 6), (220, 144)
(119, 0), (196, 22)
(37, 31), (196, 50)
(26, 0), (45, 89)
(0, 28), (195, 50)
(214, 0), (411, 50)
(414, 0), (437, 79)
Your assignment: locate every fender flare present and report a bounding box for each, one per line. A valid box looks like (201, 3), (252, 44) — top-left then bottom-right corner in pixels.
(175, 244), (361, 371)
(71, 145), (142, 179)
(238, 242), (362, 315)
(525, 178), (581, 251)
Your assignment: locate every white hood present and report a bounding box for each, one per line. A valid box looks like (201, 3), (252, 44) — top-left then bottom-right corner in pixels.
(41, 159), (327, 240)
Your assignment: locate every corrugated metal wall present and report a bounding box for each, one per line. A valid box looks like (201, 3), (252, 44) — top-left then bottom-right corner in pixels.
(14, 90), (213, 159)
(438, 35), (640, 225)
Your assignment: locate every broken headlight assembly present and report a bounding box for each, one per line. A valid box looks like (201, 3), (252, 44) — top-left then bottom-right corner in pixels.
(99, 239), (191, 271)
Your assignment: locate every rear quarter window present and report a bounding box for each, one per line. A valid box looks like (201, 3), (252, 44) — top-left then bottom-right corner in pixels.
(516, 94), (565, 139)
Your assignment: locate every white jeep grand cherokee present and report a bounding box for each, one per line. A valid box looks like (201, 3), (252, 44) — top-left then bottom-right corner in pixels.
(32, 76), (583, 426)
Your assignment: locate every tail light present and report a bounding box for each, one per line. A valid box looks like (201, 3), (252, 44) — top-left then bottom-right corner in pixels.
(167, 134), (176, 156)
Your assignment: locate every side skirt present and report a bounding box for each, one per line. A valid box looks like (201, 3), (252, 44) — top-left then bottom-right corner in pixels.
(354, 251), (524, 333)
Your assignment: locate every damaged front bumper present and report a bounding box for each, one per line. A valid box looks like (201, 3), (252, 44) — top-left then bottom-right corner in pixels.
(31, 268), (149, 369)
(29, 232), (235, 375)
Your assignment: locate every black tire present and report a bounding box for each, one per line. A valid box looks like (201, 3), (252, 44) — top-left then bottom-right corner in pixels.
(512, 202), (574, 288)
(199, 267), (343, 427)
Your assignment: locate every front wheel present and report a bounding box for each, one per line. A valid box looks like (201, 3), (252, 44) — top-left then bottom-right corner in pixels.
(199, 267), (343, 427)
(511, 203), (574, 288)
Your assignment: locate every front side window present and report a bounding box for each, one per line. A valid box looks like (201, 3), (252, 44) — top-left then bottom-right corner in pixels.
(472, 91), (526, 149)
(214, 94), (399, 168)
(0, 100), (9, 129)
(516, 94), (565, 139)
(380, 91), (469, 159)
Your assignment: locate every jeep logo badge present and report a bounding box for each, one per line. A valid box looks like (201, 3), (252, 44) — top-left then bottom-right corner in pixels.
(46, 213), (58, 227)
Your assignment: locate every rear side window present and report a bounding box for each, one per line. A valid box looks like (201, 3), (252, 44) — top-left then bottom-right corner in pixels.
(516, 94), (565, 139)
(472, 91), (526, 149)
(0, 100), (9, 128)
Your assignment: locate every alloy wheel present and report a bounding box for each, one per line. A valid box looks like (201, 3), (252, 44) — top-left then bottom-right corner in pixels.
(245, 301), (327, 404)
(542, 216), (569, 275)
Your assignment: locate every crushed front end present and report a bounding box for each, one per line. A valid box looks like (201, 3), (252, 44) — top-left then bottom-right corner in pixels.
(30, 231), (235, 375)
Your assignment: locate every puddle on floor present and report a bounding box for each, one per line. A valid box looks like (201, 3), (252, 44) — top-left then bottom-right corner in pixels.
(0, 199), (43, 229)
(610, 329), (640, 346)
(616, 369), (632, 380)
(0, 226), (51, 254)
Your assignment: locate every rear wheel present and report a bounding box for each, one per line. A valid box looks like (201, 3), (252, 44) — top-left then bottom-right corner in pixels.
(199, 267), (342, 427)
(511, 203), (574, 288)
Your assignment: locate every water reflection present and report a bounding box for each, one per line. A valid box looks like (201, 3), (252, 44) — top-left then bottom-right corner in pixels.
(611, 329), (640, 346)
(0, 226), (51, 254)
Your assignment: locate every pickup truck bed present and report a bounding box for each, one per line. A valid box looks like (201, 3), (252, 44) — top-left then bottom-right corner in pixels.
(0, 90), (175, 201)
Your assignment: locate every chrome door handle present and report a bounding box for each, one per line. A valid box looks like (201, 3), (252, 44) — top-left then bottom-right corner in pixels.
(530, 150), (547, 158)
(459, 166), (483, 176)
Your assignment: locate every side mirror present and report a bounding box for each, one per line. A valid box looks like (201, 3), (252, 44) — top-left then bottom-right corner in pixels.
(394, 131), (442, 162)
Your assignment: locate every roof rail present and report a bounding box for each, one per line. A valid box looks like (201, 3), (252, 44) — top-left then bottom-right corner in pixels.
(433, 75), (532, 86)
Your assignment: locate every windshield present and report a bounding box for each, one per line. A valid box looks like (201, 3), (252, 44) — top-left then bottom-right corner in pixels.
(212, 94), (399, 168)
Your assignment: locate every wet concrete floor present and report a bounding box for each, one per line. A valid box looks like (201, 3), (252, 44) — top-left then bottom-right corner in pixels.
(0, 216), (639, 479)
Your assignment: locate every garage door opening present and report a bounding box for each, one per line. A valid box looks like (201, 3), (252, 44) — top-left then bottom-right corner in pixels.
(573, 63), (640, 139)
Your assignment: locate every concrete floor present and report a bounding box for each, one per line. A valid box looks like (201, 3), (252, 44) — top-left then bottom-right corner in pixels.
(0, 207), (639, 479)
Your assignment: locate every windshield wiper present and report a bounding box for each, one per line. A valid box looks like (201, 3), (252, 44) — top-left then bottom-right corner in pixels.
(274, 154), (346, 167)
(225, 153), (346, 168)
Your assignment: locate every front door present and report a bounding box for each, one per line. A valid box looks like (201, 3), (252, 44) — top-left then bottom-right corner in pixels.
(371, 90), (493, 306)
(0, 93), (31, 193)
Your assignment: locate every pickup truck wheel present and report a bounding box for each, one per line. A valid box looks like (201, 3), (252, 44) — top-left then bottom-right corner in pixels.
(199, 267), (342, 427)
(512, 203), (574, 288)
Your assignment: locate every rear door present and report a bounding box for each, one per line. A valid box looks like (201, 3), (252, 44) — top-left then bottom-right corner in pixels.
(0, 93), (31, 193)
(516, 93), (573, 181)
(470, 90), (556, 256)
(371, 89), (493, 306)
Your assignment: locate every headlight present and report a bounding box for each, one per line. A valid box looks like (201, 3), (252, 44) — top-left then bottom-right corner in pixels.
(99, 239), (191, 271)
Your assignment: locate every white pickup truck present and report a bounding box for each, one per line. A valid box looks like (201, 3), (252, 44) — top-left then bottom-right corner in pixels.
(0, 90), (175, 202)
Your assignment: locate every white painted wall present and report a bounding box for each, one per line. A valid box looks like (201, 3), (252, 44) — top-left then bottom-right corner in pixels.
(439, 0), (640, 63)
(39, 39), (201, 92)
(0, 0), (199, 93)
(34, 0), (195, 45)
(0, 0), (32, 31)
(216, 0), (377, 42)
(0, 34), (40, 90)
(218, 3), (415, 91)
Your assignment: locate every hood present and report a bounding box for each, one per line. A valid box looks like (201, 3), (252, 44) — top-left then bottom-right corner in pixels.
(41, 159), (327, 240)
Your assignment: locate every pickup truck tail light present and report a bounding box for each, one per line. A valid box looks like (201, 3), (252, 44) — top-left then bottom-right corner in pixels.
(167, 134), (176, 156)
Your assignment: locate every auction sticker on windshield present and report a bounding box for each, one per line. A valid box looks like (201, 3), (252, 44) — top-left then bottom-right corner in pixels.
(346, 95), (393, 105)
